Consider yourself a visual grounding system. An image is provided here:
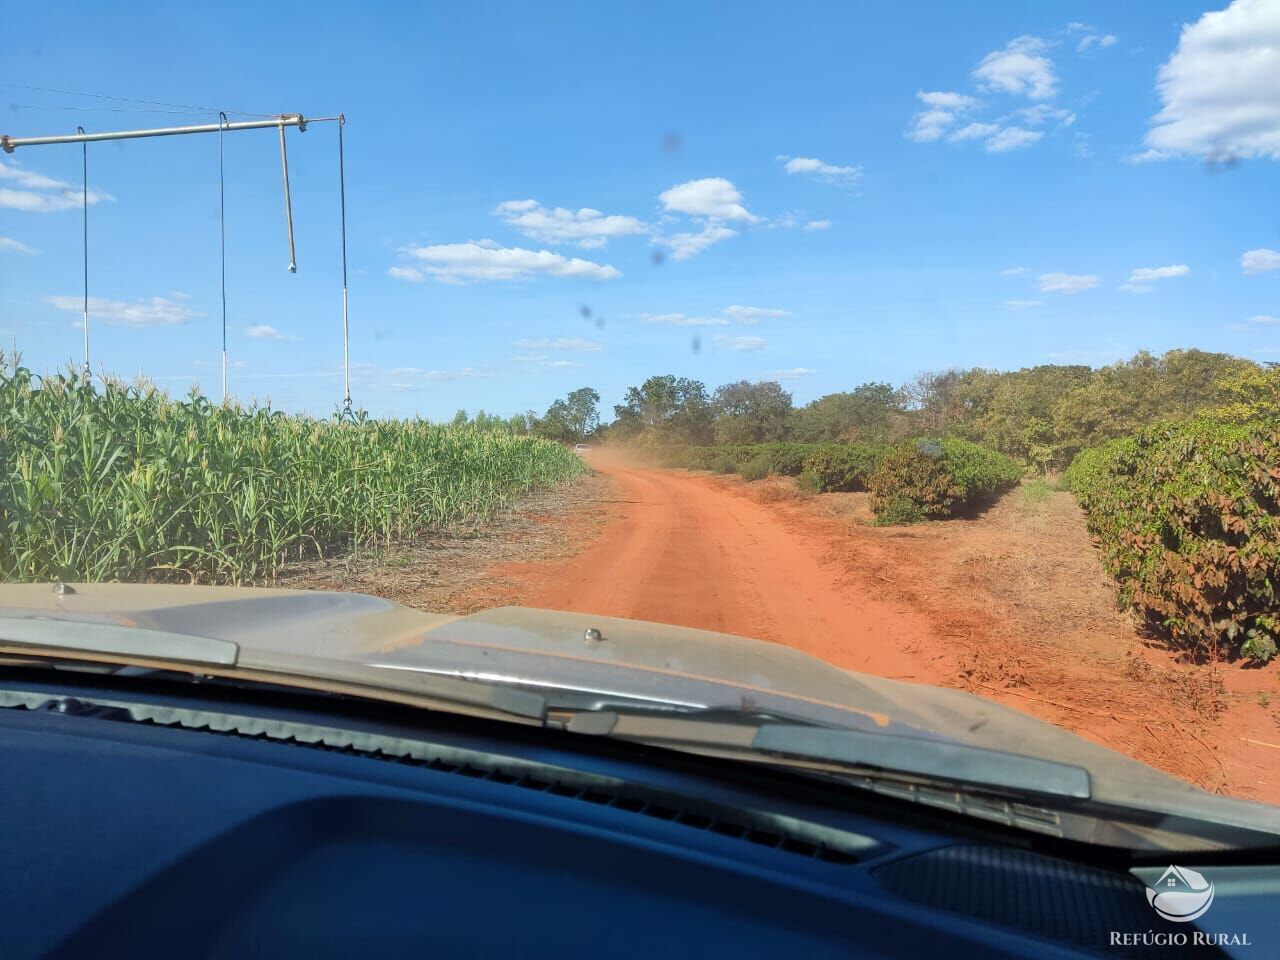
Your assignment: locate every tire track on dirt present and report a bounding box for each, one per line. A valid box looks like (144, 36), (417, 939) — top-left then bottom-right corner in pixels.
(496, 458), (954, 684)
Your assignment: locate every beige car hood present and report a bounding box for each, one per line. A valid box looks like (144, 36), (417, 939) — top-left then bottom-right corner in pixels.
(0, 582), (1276, 841)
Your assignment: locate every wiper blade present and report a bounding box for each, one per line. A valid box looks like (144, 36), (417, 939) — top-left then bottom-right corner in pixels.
(753, 724), (1092, 801)
(555, 709), (1091, 801)
(0, 616), (238, 666)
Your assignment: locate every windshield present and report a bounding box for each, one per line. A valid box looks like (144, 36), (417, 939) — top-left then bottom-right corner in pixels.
(1, 1), (1278, 849)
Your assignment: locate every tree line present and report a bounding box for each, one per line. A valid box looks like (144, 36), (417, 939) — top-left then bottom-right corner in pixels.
(454, 348), (1279, 470)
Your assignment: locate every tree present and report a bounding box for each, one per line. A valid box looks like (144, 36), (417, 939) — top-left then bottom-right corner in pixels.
(611, 375), (713, 444)
(900, 368), (995, 436)
(537, 387), (600, 443)
(789, 383), (900, 443)
(711, 380), (793, 444)
(1051, 350), (1259, 462)
(507, 410), (538, 435)
(971, 364), (1092, 469)
(1202, 363), (1280, 422)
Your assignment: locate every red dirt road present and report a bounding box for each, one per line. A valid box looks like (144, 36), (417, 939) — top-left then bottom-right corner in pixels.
(506, 455), (953, 683)
(483, 453), (1279, 804)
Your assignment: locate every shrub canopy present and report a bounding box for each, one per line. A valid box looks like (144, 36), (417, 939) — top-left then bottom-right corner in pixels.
(1065, 419), (1280, 663)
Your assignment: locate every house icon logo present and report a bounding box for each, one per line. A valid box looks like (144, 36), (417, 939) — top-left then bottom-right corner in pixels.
(1145, 865), (1215, 922)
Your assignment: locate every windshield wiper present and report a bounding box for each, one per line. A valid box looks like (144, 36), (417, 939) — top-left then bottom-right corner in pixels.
(752, 724), (1091, 801)
(559, 708), (1091, 802)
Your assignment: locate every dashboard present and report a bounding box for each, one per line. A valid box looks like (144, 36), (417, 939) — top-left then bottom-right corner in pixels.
(0, 669), (1270, 959)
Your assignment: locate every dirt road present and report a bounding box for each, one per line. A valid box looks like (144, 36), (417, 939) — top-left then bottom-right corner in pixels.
(502, 456), (951, 684)
(294, 452), (1277, 802)
(482, 453), (1278, 804)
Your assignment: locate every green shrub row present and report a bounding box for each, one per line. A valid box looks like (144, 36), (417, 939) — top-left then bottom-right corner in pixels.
(656, 442), (886, 491)
(1064, 419), (1280, 663)
(868, 437), (1023, 522)
(799, 444), (888, 492)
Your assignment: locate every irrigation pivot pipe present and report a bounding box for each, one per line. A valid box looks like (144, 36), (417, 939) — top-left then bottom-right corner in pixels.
(0, 112), (351, 406)
(0, 114), (322, 151)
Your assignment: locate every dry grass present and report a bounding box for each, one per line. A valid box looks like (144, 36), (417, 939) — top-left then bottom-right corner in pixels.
(277, 471), (615, 615)
(745, 475), (808, 504)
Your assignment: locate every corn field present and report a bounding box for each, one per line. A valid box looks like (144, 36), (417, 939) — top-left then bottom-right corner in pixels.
(0, 361), (586, 584)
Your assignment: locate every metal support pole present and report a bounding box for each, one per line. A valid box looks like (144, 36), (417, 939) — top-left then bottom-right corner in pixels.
(337, 114), (351, 413)
(278, 121), (297, 274)
(218, 112), (228, 403)
(78, 126), (88, 382)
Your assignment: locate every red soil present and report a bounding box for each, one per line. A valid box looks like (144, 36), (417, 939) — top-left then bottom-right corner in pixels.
(475, 452), (1280, 804)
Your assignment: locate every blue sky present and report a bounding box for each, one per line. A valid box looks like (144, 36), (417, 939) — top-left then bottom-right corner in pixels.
(2, 0), (1279, 419)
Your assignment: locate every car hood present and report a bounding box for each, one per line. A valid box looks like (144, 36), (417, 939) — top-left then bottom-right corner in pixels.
(0, 582), (1276, 839)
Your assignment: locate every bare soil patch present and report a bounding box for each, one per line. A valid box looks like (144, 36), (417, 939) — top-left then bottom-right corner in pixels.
(278, 472), (615, 615)
(782, 478), (1279, 802)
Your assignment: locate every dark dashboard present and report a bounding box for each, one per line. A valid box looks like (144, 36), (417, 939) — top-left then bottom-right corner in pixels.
(0, 671), (1270, 959)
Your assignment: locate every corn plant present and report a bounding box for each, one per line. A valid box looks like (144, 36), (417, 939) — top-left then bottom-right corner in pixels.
(0, 359), (585, 584)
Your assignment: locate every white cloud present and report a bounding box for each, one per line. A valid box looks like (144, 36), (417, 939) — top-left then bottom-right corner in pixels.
(0, 160), (114, 213)
(908, 109), (961, 142)
(387, 266), (425, 282)
(1005, 299), (1043, 309)
(973, 35), (1057, 100)
(659, 177), (758, 221)
(1124, 148), (1170, 165)
(639, 312), (730, 327)
(985, 127), (1044, 152)
(654, 223), (736, 261)
(1143, 0), (1280, 162)
(640, 305), (789, 327)
(716, 335), (767, 352)
(1001, 266), (1029, 276)
(548, 359), (580, 368)
(950, 122), (1000, 142)
(724, 305), (790, 323)
(400, 241), (620, 283)
(911, 40), (1071, 154)
(1242, 248), (1280, 274)
(766, 367), (814, 379)
(803, 219), (831, 231)
(779, 156), (862, 186)
(492, 199), (647, 248)
(1077, 33), (1117, 53)
(1037, 272), (1099, 294)
(382, 366), (490, 389)
(0, 236), (37, 254)
(949, 120), (1047, 152)
(1247, 314), (1280, 324)
(1120, 264), (1190, 293)
(917, 91), (978, 110)
(907, 90), (977, 142)
(44, 295), (201, 328)
(1011, 104), (1076, 127)
(245, 324), (298, 341)
(514, 337), (604, 352)
(0, 163), (67, 190)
